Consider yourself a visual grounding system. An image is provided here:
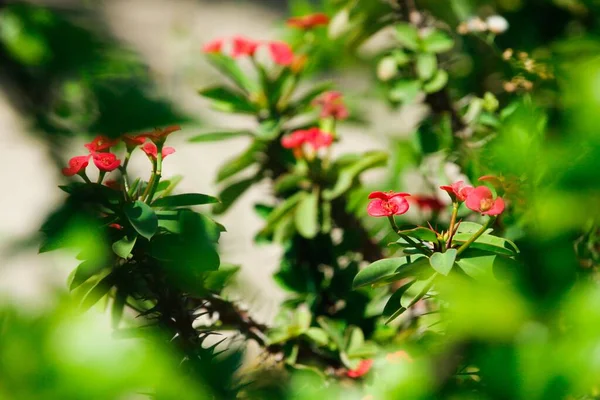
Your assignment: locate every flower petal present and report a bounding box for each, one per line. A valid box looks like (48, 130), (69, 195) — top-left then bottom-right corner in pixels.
(367, 199), (389, 217)
(388, 195), (409, 215)
(368, 191), (388, 200)
(465, 186), (492, 212)
(483, 197), (505, 216)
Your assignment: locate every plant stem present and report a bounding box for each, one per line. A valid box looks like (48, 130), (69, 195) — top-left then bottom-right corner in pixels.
(446, 202), (459, 248)
(97, 171), (106, 184)
(146, 151), (163, 204)
(456, 216), (496, 256)
(389, 216), (433, 255)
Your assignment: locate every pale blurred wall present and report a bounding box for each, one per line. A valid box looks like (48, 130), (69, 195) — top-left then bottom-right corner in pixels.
(0, 0), (424, 319)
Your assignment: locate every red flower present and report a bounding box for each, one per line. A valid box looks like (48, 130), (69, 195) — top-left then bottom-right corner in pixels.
(287, 13), (330, 29)
(84, 135), (120, 152)
(93, 152), (121, 172)
(440, 181), (474, 202)
(203, 38), (224, 54)
(142, 142), (176, 159)
(281, 128), (333, 151)
(465, 186), (505, 216)
(411, 195), (445, 212)
(268, 41), (294, 66)
(232, 36), (259, 58)
(347, 359), (373, 379)
(62, 155), (90, 177)
(109, 223), (124, 230)
(141, 125), (181, 145)
(313, 91), (349, 120)
(122, 134), (146, 149)
(367, 191), (410, 217)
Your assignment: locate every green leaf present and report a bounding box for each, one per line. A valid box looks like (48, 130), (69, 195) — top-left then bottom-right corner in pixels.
(287, 82), (334, 113)
(352, 255), (427, 289)
(456, 250), (519, 281)
(111, 286), (127, 329)
(293, 304), (312, 334)
(304, 327), (329, 347)
(295, 189), (319, 239)
(124, 201), (158, 240)
(452, 233), (519, 256)
(383, 280), (416, 324)
(152, 193), (219, 208)
(344, 326), (364, 354)
(111, 235), (137, 258)
(421, 30), (454, 53)
(203, 264), (240, 292)
(206, 53), (258, 93)
(398, 227), (437, 242)
(259, 192), (305, 236)
(189, 130), (252, 142)
(274, 173), (307, 194)
(456, 221), (493, 234)
(316, 316), (345, 350)
(389, 80), (421, 103)
(199, 86), (257, 114)
(67, 260), (106, 291)
(423, 70), (448, 93)
(400, 273), (437, 309)
(416, 53), (437, 81)
(324, 151), (388, 200)
(213, 176), (257, 215)
(216, 143), (261, 183)
(256, 119), (282, 140)
(429, 249), (457, 276)
(346, 342), (379, 359)
(80, 272), (114, 312)
(395, 23), (419, 50)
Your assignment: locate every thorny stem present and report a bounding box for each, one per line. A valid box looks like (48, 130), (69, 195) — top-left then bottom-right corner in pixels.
(456, 216), (496, 256)
(146, 151), (163, 204)
(120, 152), (132, 197)
(446, 202), (459, 248)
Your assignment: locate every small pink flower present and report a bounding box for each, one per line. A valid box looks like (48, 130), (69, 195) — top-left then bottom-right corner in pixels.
(268, 41), (294, 66)
(465, 186), (505, 215)
(141, 142), (176, 159)
(281, 128), (333, 153)
(367, 191), (410, 217)
(84, 135), (120, 152)
(347, 359), (373, 379)
(203, 38), (224, 54)
(93, 152), (121, 172)
(440, 181), (474, 202)
(287, 13), (330, 29)
(313, 91), (349, 120)
(62, 155), (90, 177)
(281, 130), (306, 149)
(232, 36), (259, 58)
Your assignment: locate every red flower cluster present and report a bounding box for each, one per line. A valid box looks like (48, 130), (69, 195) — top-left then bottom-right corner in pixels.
(281, 127), (333, 155)
(440, 179), (505, 216)
(287, 13), (330, 29)
(312, 91), (349, 120)
(367, 191), (410, 217)
(203, 36), (295, 67)
(62, 135), (122, 177)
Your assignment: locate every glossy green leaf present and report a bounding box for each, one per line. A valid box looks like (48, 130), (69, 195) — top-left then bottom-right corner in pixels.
(111, 286), (127, 329)
(398, 227), (438, 242)
(189, 130), (252, 142)
(213, 176), (257, 215)
(416, 53), (437, 81)
(111, 235), (137, 258)
(151, 193), (219, 208)
(124, 200), (158, 240)
(456, 221), (493, 234)
(389, 80), (421, 103)
(259, 191), (305, 236)
(452, 233), (519, 255)
(216, 144), (261, 183)
(395, 22), (419, 50)
(325, 151), (387, 200)
(344, 326), (364, 354)
(203, 264), (241, 292)
(256, 119), (282, 140)
(400, 273), (437, 309)
(67, 260), (106, 291)
(205, 53), (258, 93)
(352, 255), (427, 289)
(421, 29), (454, 53)
(199, 86), (257, 114)
(429, 249), (457, 276)
(80, 272), (114, 312)
(423, 70), (448, 94)
(383, 280), (416, 324)
(304, 327), (329, 347)
(295, 189), (319, 239)
(274, 173), (307, 194)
